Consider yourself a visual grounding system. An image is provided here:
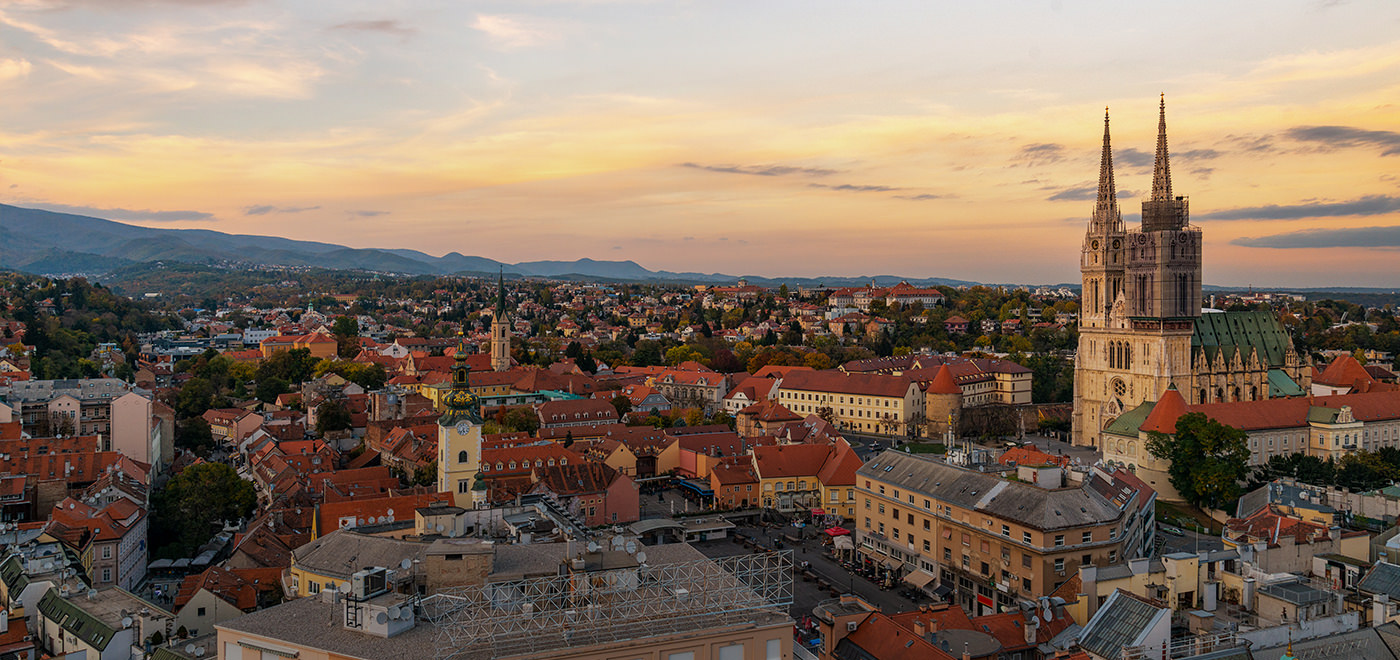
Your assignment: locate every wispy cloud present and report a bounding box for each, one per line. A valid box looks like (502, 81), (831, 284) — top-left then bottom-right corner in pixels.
(244, 205), (320, 216)
(1015, 143), (1064, 166)
(1046, 186), (1138, 202)
(349, 210), (388, 217)
(31, 202), (213, 222)
(1196, 195), (1400, 221)
(1115, 148), (1152, 169)
(331, 19), (415, 38)
(680, 162), (838, 177)
(0, 58), (32, 82)
(472, 14), (556, 49)
(1233, 225), (1400, 249)
(809, 183), (899, 193)
(894, 193), (945, 201)
(1285, 125), (1400, 156)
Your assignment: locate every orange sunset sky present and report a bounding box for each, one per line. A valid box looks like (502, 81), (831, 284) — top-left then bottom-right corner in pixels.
(1, 1), (1399, 287)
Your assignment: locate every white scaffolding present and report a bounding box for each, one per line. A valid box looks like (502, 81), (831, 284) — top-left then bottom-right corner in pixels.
(420, 550), (794, 659)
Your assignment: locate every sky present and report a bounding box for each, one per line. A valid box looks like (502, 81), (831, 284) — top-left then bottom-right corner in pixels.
(1, 1), (1399, 288)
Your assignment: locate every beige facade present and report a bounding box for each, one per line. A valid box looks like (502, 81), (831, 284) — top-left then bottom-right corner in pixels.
(856, 452), (1143, 616)
(776, 373), (923, 437)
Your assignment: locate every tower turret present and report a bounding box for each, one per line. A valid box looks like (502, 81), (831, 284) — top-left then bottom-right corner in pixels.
(1080, 108), (1126, 329)
(490, 270), (511, 372)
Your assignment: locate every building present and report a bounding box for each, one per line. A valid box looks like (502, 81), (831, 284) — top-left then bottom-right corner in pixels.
(490, 273), (511, 372)
(535, 398), (620, 429)
(1102, 385), (1400, 500)
(437, 337), (487, 509)
(776, 370), (924, 437)
(0, 378), (138, 437)
(1073, 99), (1311, 449)
(856, 451), (1153, 615)
(259, 332), (337, 359)
(219, 545), (793, 660)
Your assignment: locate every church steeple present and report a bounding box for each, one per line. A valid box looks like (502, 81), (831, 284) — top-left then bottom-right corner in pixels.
(495, 267), (506, 316)
(1150, 94), (1173, 202)
(1140, 94), (1189, 232)
(1092, 107), (1122, 233)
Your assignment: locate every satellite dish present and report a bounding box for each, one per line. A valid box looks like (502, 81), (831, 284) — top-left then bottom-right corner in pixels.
(436, 524), (444, 532)
(121, 617), (133, 628)
(386, 508), (394, 516)
(338, 583), (351, 593)
(185, 645), (197, 654)
(388, 605), (401, 619)
(400, 559), (412, 570)
(635, 551), (647, 565)
(624, 540), (637, 555)
(194, 648), (206, 657)
(375, 612), (388, 625)
(611, 537), (624, 550)
(586, 541), (600, 553)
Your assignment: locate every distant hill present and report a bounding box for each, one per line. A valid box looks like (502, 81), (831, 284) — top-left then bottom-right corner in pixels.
(0, 203), (995, 287)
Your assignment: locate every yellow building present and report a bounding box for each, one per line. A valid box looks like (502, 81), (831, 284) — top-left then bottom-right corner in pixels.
(776, 370), (923, 436)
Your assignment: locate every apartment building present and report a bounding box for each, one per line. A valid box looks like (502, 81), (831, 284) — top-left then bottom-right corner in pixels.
(776, 371), (924, 436)
(1, 378), (137, 437)
(855, 450), (1152, 616)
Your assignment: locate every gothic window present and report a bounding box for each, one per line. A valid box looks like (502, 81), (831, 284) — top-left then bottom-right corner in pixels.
(1233, 386), (1241, 401)
(458, 450), (469, 463)
(1216, 387), (1225, 402)
(1199, 389), (1207, 404)
(1125, 344), (1132, 369)
(1111, 378), (1127, 398)
(1250, 386), (1258, 401)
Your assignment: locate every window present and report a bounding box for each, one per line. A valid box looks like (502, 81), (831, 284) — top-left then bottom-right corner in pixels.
(102, 568), (111, 582)
(961, 533), (970, 546)
(1023, 531), (1032, 544)
(878, 503), (885, 514)
(719, 644), (746, 660)
(1082, 531), (1092, 544)
(1001, 524), (1010, 537)
(458, 450), (469, 463)
(1082, 554), (1091, 566)
(1109, 550), (1118, 563)
(907, 513), (914, 525)
(923, 499), (931, 510)
(668, 653), (696, 660)
(102, 546), (112, 559)
(1023, 577), (1032, 591)
(980, 561), (989, 575)
(1054, 558), (1065, 573)
(1054, 534), (1065, 548)
(197, 607), (206, 617)
(923, 519), (931, 531)
(944, 548), (952, 561)
(766, 639), (782, 660)
(923, 539), (931, 551)
(865, 517), (872, 529)
(1022, 553), (1032, 569)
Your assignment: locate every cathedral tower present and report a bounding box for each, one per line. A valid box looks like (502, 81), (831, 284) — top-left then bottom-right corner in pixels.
(439, 334), (486, 508)
(1073, 97), (1201, 447)
(490, 271), (511, 372)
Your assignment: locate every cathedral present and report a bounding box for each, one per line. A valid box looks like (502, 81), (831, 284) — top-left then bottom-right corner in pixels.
(1072, 97), (1311, 449)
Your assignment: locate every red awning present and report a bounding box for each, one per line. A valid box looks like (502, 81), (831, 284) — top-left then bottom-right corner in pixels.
(824, 526), (850, 536)
(811, 508), (826, 515)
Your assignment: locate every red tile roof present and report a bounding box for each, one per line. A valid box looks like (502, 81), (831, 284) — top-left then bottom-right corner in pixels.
(927, 364), (961, 395)
(753, 443), (831, 479)
(1140, 385), (1188, 434)
(1315, 354), (1376, 389)
(779, 370), (915, 398)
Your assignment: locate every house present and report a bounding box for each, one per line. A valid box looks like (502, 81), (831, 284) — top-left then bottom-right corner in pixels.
(259, 332), (337, 359)
(735, 400), (801, 437)
(535, 399), (620, 429)
(173, 566), (282, 637)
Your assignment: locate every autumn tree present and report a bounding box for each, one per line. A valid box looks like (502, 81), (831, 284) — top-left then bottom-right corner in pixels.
(1146, 413), (1250, 511)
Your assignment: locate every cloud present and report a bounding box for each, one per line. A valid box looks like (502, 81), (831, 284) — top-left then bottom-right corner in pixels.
(1015, 143), (1064, 166)
(1045, 186), (1139, 202)
(31, 203), (213, 222)
(0, 58), (32, 82)
(1232, 225), (1400, 249)
(1285, 125), (1400, 156)
(894, 194), (945, 201)
(679, 162), (837, 177)
(244, 205), (320, 215)
(1115, 148), (1152, 169)
(1177, 149), (1221, 161)
(472, 14), (556, 49)
(349, 210), (388, 217)
(331, 19), (415, 38)
(808, 183), (899, 193)
(1196, 195), (1400, 221)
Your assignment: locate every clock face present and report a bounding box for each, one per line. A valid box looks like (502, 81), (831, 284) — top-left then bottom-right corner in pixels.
(455, 421), (471, 435)
(1091, 239), (1101, 250)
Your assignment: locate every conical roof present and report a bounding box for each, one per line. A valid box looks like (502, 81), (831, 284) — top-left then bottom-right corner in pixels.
(1140, 383), (1188, 434)
(928, 364), (962, 395)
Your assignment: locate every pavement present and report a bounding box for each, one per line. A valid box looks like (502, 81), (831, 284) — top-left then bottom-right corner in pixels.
(1156, 526), (1225, 556)
(693, 526), (929, 621)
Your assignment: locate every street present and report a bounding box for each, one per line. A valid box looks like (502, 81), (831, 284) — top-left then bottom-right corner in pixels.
(1156, 525), (1224, 555)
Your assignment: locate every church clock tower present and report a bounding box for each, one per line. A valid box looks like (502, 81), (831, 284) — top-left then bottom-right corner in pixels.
(490, 272), (511, 372)
(438, 334), (486, 508)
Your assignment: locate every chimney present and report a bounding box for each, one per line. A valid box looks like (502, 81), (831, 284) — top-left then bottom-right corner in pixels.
(913, 618), (926, 638)
(962, 641), (971, 660)
(1375, 594), (1390, 624)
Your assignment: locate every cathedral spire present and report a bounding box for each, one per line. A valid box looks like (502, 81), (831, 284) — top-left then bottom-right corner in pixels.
(495, 267), (506, 316)
(1150, 94), (1173, 202)
(1091, 107), (1122, 233)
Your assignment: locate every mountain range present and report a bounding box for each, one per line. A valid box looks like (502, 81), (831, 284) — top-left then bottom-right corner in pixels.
(0, 203), (983, 288)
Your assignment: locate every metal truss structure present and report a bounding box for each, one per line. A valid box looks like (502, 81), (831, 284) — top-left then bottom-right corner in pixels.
(420, 550), (794, 660)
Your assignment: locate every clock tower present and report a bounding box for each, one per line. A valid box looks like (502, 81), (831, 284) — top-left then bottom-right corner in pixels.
(438, 334), (486, 508)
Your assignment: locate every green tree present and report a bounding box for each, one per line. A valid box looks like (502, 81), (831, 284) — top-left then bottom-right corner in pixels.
(255, 376), (289, 403)
(1146, 413), (1250, 510)
(175, 417), (214, 453)
(610, 394), (633, 419)
(315, 400), (353, 434)
(150, 462), (257, 558)
(332, 316), (360, 358)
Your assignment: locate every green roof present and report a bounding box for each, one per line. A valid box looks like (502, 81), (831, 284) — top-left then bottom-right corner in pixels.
(37, 589), (117, 651)
(1193, 310), (1293, 366)
(0, 554), (27, 594)
(1268, 369), (1305, 397)
(1104, 400), (1156, 438)
(1307, 406), (1341, 425)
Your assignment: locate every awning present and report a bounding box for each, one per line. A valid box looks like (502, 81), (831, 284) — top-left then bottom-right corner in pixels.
(882, 557), (903, 569)
(811, 508), (826, 515)
(825, 526), (850, 537)
(833, 536), (854, 550)
(903, 570), (937, 589)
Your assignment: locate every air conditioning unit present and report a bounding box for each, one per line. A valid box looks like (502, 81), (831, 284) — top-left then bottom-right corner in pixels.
(847, 622), (859, 632)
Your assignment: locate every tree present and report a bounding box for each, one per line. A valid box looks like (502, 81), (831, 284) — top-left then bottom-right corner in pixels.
(315, 400), (353, 435)
(175, 417), (214, 453)
(332, 316), (360, 358)
(149, 462), (257, 558)
(610, 394), (633, 419)
(1146, 413), (1250, 510)
(255, 376), (289, 403)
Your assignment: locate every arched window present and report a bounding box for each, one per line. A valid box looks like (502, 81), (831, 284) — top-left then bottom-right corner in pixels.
(1124, 344), (1132, 369)
(1199, 389), (1207, 404)
(457, 450), (469, 463)
(1216, 387), (1225, 402)
(1233, 386), (1241, 402)
(1250, 386), (1258, 401)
